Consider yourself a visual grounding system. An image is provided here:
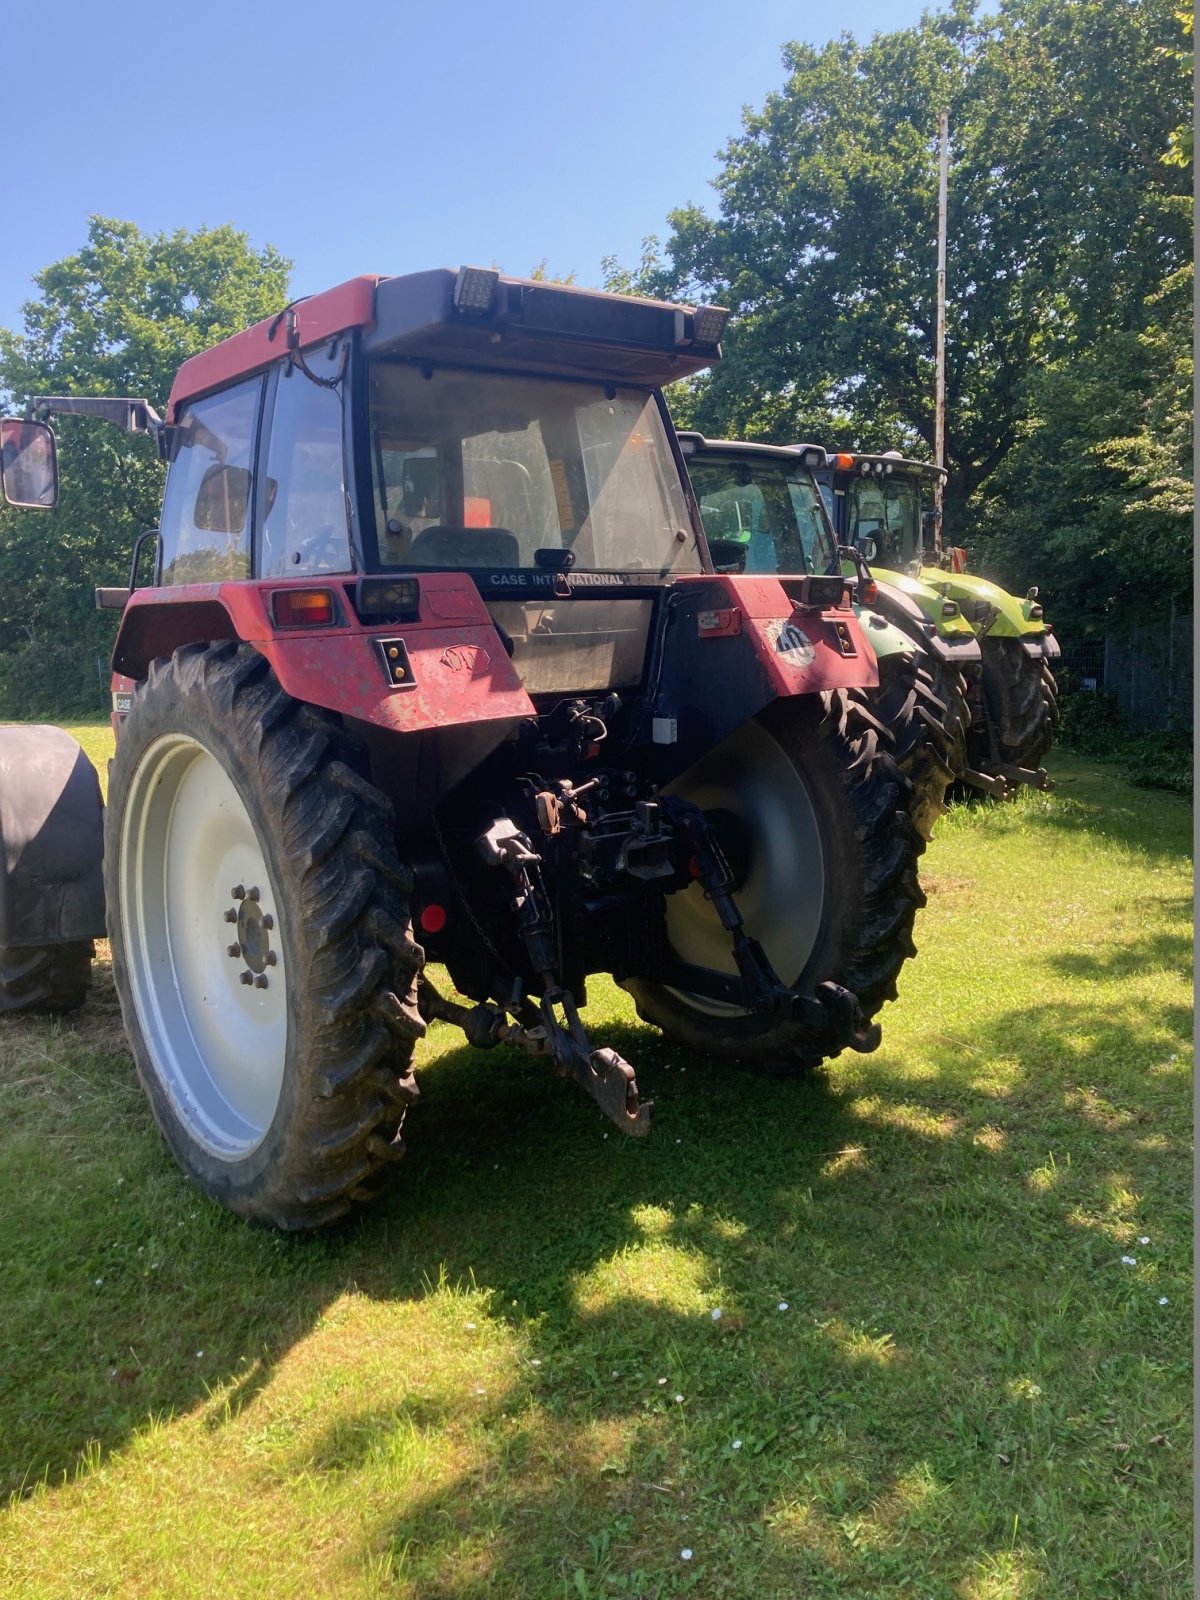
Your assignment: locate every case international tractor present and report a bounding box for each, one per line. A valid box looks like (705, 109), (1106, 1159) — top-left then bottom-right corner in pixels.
(0, 269), (928, 1229)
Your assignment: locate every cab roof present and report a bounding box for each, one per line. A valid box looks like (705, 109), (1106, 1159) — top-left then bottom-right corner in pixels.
(168, 269), (727, 421)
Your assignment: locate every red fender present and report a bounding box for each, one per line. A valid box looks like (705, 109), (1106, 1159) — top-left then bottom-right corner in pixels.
(110, 573), (536, 737)
(675, 573), (880, 693)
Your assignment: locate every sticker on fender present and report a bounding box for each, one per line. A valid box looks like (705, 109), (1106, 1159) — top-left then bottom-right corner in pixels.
(763, 619), (816, 669)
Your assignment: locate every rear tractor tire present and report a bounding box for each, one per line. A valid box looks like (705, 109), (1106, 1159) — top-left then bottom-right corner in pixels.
(0, 941), (94, 1014)
(871, 649), (964, 842)
(976, 638), (1059, 772)
(623, 688), (925, 1073)
(105, 641), (426, 1229)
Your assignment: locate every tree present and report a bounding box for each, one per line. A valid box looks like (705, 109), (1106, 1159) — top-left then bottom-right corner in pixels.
(0, 218), (290, 715)
(635, 0), (1191, 532)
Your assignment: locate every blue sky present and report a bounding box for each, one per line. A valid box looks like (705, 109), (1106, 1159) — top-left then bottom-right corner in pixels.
(2, 0), (928, 331)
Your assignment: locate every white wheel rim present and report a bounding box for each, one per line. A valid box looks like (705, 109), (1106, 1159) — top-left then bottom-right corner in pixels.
(120, 734), (288, 1158)
(664, 717), (825, 1016)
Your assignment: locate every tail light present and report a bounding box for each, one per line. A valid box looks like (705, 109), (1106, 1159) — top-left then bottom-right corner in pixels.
(272, 588), (335, 627)
(860, 579), (878, 605)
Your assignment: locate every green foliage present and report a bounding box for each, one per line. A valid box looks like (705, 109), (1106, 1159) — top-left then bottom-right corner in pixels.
(0, 218), (290, 716)
(611, 0), (1191, 572)
(1056, 681), (1193, 796)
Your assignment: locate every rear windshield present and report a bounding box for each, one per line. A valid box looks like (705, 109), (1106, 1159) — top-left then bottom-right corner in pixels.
(367, 363), (699, 576)
(688, 454), (836, 576)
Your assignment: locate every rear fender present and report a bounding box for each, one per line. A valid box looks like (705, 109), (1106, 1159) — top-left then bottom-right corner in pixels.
(870, 579), (982, 666)
(853, 605), (916, 663)
(0, 726), (105, 947)
(111, 576), (537, 739)
(923, 570), (1047, 639)
(1020, 634), (1061, 662)
(873, 572), (979, 646)
(651, 574), (878, 781)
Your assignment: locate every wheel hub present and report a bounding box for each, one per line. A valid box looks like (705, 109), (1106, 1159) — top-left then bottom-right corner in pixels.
(230, 887), (274, 979)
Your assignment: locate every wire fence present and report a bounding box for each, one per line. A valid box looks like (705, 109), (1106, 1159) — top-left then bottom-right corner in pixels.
(1106, 615), (1193, 732)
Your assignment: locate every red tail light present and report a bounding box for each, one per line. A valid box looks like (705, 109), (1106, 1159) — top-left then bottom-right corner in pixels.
(272, 588), (335, 627)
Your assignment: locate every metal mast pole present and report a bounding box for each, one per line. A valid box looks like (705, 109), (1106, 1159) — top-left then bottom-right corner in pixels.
(933, 108), (949, 559)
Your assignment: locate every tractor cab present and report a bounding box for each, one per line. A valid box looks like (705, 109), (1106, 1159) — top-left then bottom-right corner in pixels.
(811, 451), (943, 571)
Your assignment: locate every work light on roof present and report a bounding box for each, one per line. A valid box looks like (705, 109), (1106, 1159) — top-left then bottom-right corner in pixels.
(454, 266), (500, 314)
(692, 305), (730, 345)
(800, 448), (824, 469)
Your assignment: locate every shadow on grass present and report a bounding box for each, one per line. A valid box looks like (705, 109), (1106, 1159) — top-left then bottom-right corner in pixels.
(3, 957), (1189, 1594)
(0, 761), (1192, 1595)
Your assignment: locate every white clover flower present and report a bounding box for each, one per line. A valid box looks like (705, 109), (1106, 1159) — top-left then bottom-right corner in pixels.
(777, 1301), (790, 1311)
(711, 1308), (723, 1321)
(732, 1439), (743, 1450)
(674, 1393), (685, 1404)
(1159, 1296), (1169, 1305)
(680, 1548), (693, 1561)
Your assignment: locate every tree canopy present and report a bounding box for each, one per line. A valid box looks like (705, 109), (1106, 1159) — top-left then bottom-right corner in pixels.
(608, 0), (1191, 628)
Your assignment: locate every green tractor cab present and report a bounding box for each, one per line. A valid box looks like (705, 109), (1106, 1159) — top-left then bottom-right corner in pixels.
(678, 431), (960, 838)
(811, 451), (1060, 792)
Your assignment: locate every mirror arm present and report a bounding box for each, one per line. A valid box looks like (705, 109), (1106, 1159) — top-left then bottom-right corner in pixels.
(27, 395), (173, 457)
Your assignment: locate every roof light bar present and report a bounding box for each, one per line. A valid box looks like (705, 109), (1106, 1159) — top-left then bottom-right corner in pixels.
(453, 266), (500, 315)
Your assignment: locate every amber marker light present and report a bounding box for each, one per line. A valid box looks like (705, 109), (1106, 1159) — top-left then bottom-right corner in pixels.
(272, 588), (335, 627)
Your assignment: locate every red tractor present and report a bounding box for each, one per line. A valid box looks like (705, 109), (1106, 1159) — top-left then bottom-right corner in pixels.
(0, 269), (927, 1228)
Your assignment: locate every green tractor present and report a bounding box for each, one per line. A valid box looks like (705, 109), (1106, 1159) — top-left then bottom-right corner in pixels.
(677, 433), (967, 838)
(812, 451), (1060, 792)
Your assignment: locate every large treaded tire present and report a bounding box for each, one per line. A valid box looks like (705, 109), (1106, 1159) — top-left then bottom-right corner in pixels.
(105, 642), (425, 1230)
(623, 688), (925, 1072)
(0, 941), (94, 1014)
(871, 649), (959, 842)
(976, 639), (1059, 770)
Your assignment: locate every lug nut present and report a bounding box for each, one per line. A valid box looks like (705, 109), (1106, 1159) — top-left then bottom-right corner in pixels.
(239, 971), (253, 986)
(231, 885), (245, 900)
(247, 886), (260, 903)
(223, 908), (237, 924)
(227, 943), (241, 958)
(254, 975), (269, 990)
(262, 914), (274, 930)
(265, 951), (278, 967)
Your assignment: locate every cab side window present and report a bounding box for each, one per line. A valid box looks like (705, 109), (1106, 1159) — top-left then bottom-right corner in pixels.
(159, 380), (261, 585)
(259, 347), (351, 577)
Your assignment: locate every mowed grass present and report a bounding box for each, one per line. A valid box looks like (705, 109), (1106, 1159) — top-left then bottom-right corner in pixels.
(0, 735), (1191, 1599)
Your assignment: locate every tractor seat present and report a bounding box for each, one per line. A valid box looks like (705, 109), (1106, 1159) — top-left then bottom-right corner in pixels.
(408, 525), (520, 568)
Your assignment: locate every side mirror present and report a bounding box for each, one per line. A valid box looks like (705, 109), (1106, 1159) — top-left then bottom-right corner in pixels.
(402, 457), (441, 518)
(193, 462), (251, 534)
(0, 418), (58, 509)
(857, 535), (878, 562)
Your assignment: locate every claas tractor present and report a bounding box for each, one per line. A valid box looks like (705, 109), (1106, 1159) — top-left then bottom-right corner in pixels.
(678, 432), (965, 840)
(0, 269), (926, 1229)
(813, 451), (1060, 792)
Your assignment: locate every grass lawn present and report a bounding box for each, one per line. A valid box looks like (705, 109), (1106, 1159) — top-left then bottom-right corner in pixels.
(0, 737), (1191, 1598)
